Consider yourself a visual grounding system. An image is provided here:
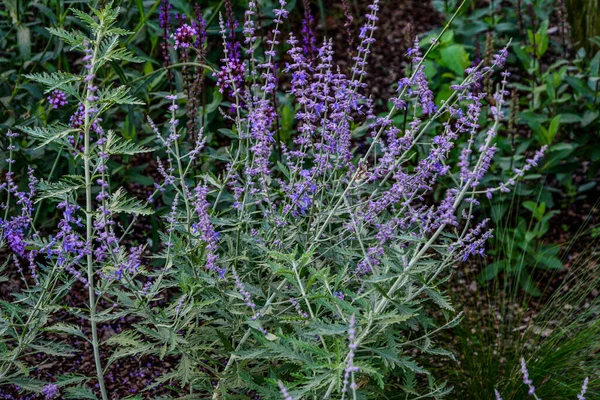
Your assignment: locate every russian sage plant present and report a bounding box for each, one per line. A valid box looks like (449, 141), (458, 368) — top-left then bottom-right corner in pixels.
(0, 1), (547, 399)
(494, 358), (590, 400)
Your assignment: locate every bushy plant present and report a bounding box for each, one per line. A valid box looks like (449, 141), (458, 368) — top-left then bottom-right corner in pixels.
(0, 1), (547, 398)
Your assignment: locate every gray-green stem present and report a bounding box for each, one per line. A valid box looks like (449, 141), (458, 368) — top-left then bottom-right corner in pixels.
(83, 24), (109, 400)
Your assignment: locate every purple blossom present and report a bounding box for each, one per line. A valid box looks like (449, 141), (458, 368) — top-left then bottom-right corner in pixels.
(577, 377), (589, 400)
(192, 184), (224, 278)
(301, 0), (317, 58)
(278, 381), (294, 400)
(172, 24), (197, 49)
(47, 90), (68, 109)
(114, 245), (144, 281)
(450, 219), (493, 261)
(342, 314), (360, 394)
(494, 389), (503, 400)
(175, 294), (186, 315)
(520, 357), (537, 396)
(289, 297), (308, 319)
(233, 268), (260, 320)
(40, 383), (59, 400)
(159, 0), (171, 29)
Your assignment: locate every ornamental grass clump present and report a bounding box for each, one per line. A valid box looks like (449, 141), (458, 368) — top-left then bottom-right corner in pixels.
(0, 1), (547, 398)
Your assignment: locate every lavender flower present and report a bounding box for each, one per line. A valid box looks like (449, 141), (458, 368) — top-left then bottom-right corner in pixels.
(278, 381), (294, 400)
(40, 383), (59, 400)
(301, 0), (317, 58)
(577, 377), (589, 400)
(520, 357), (537, 396)
(289, 297), (309, 319)
(175, 294), (186, 315)
(342, 314), (360, 395)
(47, 90), (68, 108)
(171, 23), (197, 50)
(233, 267), (260, 320)
(192, 184), (224, 278)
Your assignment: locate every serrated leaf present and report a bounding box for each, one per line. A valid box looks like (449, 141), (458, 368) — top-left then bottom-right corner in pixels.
(424, 288), (455, 312)
(104, 330), (142, 347)
(70, 9), (100, 29)
(30, 340), (77, 357)
(25, 71), (81, 93)
(44, 323), (89, 341)
(108, 188), (153, 215)
(105, 131), (152, 155)
(36, 176), (85, 202)
(64, 386), (98, 399)
(307, 321), (348, 336)
(99, 86), (143, 107)
(19, 124), (78, 149)
(46, 27), (87, 48)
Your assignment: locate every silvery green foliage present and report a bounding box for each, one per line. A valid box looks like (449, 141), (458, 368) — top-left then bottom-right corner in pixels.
(0, 1), (546, 399)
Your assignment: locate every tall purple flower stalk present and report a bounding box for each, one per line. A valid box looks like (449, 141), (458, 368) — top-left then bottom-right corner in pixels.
(520, 357), (537, 396)
(192, 184), (224, 278)
(578, 377), (589, 400)
(341, 314), (360, 397)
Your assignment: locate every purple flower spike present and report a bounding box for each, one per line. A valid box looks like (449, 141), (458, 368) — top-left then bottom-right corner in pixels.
(577, 377), (589, 400)
(494, 389), (503, 400)
(520, 357), (537, 397)
(278, 381), (294, 400)
(192, 184), (224, 277)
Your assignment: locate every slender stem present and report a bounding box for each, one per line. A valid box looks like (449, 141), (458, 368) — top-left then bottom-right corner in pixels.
(83, 24), (108, 400)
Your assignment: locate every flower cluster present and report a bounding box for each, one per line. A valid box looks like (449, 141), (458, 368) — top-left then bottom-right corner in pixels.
(171, 23), (197, 50)
(40, 383), (59, 400)
(47, 90), (68, 108)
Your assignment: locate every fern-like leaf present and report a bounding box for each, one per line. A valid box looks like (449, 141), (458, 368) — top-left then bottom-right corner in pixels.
(105, 131), (153, 155)
(24, 71), (80, 92)
(108, 188), (153, 215)
(36, 176), (85, 202)
(19, 124), (78, 149)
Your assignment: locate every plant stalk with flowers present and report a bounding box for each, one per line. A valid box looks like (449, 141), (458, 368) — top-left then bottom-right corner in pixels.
(0, 1), (550, 398)
(1, 4), (151, 399)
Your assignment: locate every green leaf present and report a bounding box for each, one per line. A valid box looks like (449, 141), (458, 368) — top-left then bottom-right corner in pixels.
(105, 131), (152, 155)
(19, 124), (78, 149)
(534, 253), (564, 270)
(424, 287), (454, 312)
(558, 113), (582, 124)
(98, 86), (143, 112)
(71, 9), (100, 30)
(36, 176), (85, 202)
(64, 386), (98, 399)
(30, 340), (77, 357)
(519, 270), (542, 297)
(439, 44), (469, 77)
(16, 23), (31, 60)
(24, 71), (81, 93)
(46, 27), (87, 48)
(108, 188), (153, 215)
(480, 261), (506, 281)
(44, 323), (88, 341)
